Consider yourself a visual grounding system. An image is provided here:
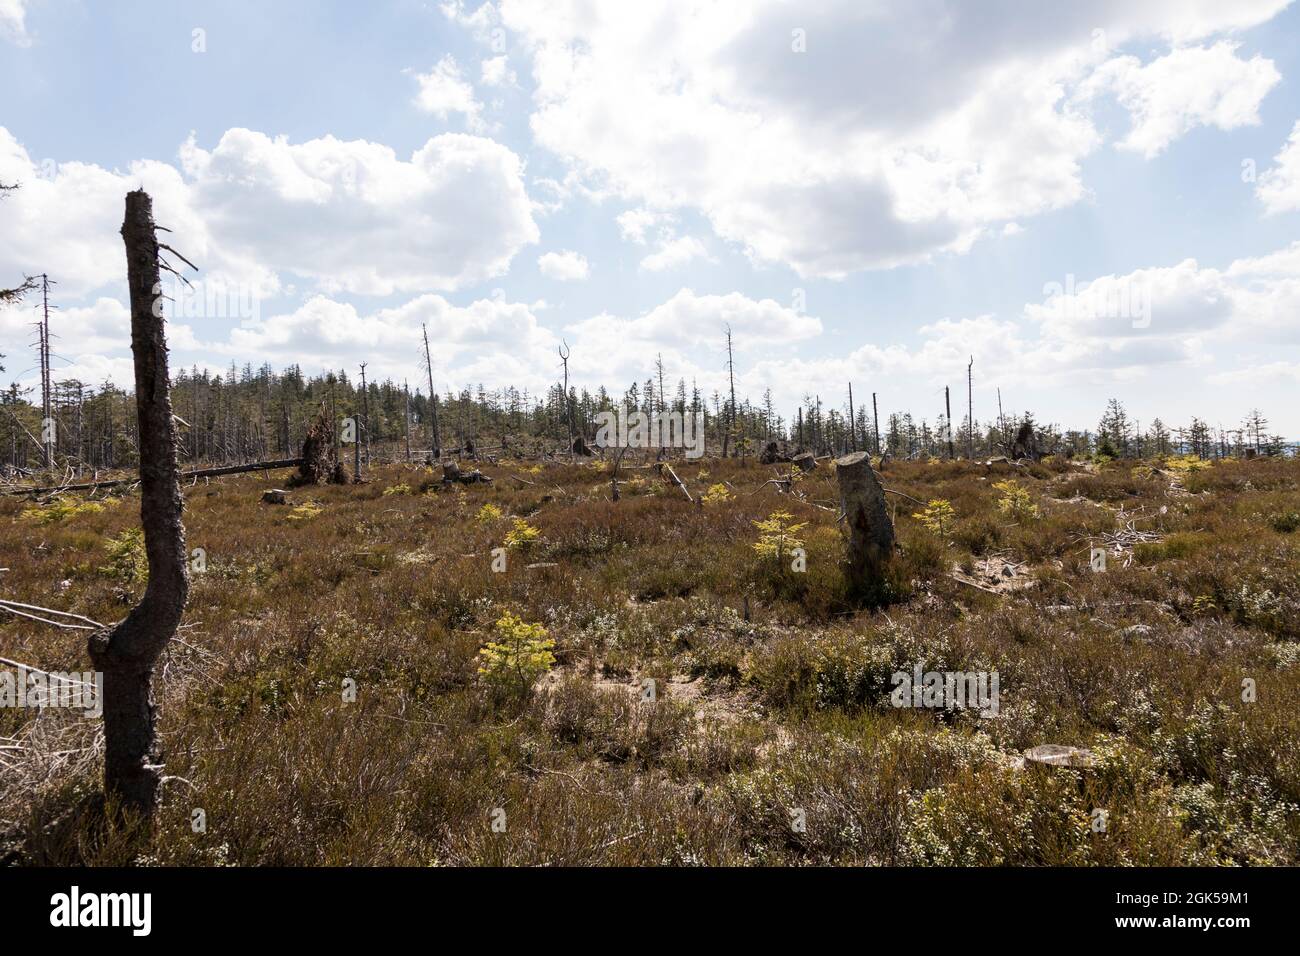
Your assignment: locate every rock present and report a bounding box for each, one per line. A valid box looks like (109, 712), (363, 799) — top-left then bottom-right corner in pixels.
(261, 489), (288, 505)
(1023, 744), (1095, 769)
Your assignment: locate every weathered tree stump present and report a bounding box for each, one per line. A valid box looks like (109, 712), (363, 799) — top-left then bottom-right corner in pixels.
(792, 451), (816, 473)
(443, 461), (493, 485)
(261, 489), (288, 505)
(86, 190), (190, 821)
(834, 451), (895, 597)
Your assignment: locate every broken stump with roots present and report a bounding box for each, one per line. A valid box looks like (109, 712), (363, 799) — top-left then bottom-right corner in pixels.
(834, 451), (895, 599)
(293, 406), (349, 486)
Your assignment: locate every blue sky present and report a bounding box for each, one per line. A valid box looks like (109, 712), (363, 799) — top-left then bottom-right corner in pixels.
(2, 0), (1299, 435)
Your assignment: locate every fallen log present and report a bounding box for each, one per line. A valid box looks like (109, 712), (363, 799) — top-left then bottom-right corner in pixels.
(3, 457), (306, 496)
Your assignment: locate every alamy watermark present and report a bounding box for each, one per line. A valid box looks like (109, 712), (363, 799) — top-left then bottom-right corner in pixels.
(152, 277), (260, 322)
(1, 666), (103, 718)
(593, 409), (706, 459)
(1042, 273), (1151, 329)
(891, 665), (999, 718)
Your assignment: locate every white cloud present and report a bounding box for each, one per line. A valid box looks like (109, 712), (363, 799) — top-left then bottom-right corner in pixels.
(441, 0), (500, 39)
(212, 292), (561, 396)
(0, 127), (200, 298)
(0, 126), (539, 299)
(567, 288), (819, 357)
(498, 0), (1289, 277)
(1257, 120), (1300, 214)
(411, 55), (485, 130)
(180, 129), (538, 295)
(615, 207), (669, 245)
(1210, 361), (1300, 385)
(1087, 43), (1280, 157)
(640, 235), (708, 272)
(0, 0), (28, 45)
(480, 55), (516, 87)
(537, 249), (589, 280)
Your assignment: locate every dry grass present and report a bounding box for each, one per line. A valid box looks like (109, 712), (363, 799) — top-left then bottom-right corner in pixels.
(2, 453), (1298, 865)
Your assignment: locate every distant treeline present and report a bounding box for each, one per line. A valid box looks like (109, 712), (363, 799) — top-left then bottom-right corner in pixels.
(0, 362), (1291, 474)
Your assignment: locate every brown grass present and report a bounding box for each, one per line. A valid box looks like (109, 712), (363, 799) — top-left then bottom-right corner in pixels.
(2, 453), (1298, 865)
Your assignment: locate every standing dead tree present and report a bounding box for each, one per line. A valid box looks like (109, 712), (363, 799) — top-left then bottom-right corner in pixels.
(87, 190), (190, 819)
(722, 325), (737, 457)
(966, 356), (974, 460)
(834, 451), (895, 600)
(559, 340), (574, 457)
(422, 323), (441, 461)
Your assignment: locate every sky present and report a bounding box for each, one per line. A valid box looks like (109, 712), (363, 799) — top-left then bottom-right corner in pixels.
(1, 0), (1299, 436)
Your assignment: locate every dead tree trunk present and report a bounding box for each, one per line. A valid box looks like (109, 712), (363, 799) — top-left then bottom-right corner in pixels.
(87, 190), (190, 819)
(834, 451), (894, 598)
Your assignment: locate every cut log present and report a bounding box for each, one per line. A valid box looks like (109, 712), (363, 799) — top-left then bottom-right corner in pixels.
(86, 189), (190, 820)
(833, 451), (895, 597)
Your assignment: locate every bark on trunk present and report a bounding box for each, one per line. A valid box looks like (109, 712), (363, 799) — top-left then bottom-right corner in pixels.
(87, 190), (189, 818)
(834, 451), (894, 598)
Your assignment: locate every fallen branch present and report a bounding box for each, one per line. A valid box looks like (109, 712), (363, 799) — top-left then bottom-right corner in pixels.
(658, 463), (694, 503)
(0, 600), (105, 628)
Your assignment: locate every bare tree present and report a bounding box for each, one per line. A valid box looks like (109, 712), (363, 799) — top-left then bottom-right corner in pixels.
(559, 340), (573, 454)
(722, 325), (737, 457)
(422, 323), (441, 459)
(87, 190), (190, 819)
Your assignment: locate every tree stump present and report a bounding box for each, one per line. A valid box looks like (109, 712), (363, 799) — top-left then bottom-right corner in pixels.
(86, 190), (190, 820)
(443, 461), (492, 485)
(261, 489), (288, 505)
(834, 451), (895, 597)
(792, 451), (816, 473)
